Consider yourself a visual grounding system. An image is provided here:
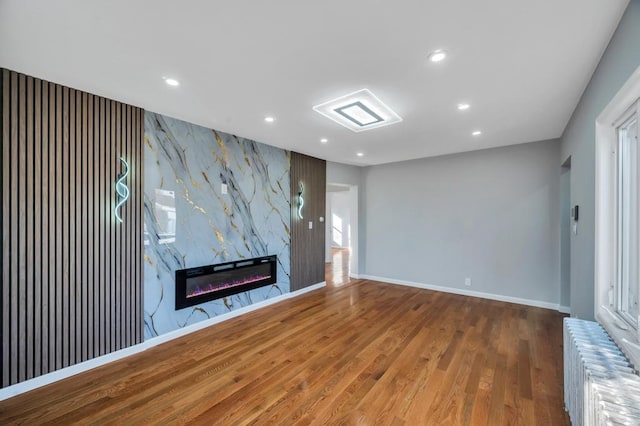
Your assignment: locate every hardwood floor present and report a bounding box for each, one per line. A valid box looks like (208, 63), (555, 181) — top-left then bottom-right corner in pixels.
(0, 252), (569, 425)
(326, 247), (353, 287)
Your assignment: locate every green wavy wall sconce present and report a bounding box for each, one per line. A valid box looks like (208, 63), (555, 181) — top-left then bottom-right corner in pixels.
(297, 182), (304, 220)
(114, 157), (130, 223)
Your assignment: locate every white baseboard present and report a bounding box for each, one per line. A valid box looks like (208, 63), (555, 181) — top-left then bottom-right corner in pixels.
(558, 305), (571, 314)
(296, 282), (327, 295)
(350, 273), (360, 279)
(359, 274), (566, 312)
(0, 281), (326, 401)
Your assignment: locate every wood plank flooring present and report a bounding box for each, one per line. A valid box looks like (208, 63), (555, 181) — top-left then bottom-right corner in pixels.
(326, 247), (354, 288)
(0, 250), (569, 425)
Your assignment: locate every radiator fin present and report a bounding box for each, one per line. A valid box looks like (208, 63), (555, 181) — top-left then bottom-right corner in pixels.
(564, 318), (640, 425)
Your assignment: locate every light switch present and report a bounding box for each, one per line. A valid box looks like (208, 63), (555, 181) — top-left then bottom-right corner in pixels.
(221, 183), (228, 194)
(308, 221), (313, 229)
(319, 216), (324, 223)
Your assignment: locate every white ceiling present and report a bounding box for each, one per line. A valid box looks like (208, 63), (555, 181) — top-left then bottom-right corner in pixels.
(0, 0), (629, 166)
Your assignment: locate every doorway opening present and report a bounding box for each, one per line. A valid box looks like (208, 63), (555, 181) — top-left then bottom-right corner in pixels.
(326, 183), (358, 286)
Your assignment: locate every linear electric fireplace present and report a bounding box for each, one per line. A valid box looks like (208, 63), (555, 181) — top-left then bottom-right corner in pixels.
(175, 255), (277, 310)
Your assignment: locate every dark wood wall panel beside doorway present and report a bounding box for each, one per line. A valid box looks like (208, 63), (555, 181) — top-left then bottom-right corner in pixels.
(290, 152), (326, 291)
(0, 68), (144, 388)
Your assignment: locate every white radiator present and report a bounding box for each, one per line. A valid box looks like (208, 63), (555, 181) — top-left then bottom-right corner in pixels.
(564, 318), (640, 425)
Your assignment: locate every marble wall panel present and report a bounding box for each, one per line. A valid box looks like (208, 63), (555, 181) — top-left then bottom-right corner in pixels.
(143, 112), (290, 338)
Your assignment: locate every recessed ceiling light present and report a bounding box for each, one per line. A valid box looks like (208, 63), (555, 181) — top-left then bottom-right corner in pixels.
(264, 116), (275, 123)
(320, 138), (328, 143)
(313, 89), (402, 133)
(163, 77), (180, 87)
(457, 103), (470, 111)
(356, 152), (364, 157)
(429, 50), (447, 62)
(472, 130), (482, 136)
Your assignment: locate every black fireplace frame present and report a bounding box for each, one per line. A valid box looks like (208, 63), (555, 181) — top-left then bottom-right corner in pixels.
(175, 255), (277, 310)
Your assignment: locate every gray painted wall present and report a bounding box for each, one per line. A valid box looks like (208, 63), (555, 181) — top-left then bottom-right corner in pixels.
(327, 161), (362, 186)
(362, 139), (561, 305)
(560, 0), (640, 319)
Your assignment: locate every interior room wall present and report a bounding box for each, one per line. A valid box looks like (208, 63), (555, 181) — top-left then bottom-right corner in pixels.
(144, 112), (291, 339)
(326, 161), (362, 185)
(560, 0), (640, 320)
(362, 139), (562, 306)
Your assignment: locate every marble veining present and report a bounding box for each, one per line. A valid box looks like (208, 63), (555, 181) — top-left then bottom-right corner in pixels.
(144, 112), (290, 339)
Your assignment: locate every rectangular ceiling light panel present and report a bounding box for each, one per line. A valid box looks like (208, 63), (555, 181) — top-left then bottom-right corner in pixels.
(312, 89), (402, 132)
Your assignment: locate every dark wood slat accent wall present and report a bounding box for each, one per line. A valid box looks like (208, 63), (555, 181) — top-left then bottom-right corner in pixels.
(0, 69), (144, 388)
(290, 152), (326, 291)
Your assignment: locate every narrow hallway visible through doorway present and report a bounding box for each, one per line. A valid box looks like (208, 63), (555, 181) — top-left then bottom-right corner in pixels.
(326, 183), (359, 287)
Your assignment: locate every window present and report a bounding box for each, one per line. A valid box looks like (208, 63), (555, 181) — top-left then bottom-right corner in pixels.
(596, 65), (640, 365)
(616, 105), (639, 327)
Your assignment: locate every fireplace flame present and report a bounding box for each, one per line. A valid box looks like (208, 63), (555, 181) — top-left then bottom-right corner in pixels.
(187, 274), (272, 298)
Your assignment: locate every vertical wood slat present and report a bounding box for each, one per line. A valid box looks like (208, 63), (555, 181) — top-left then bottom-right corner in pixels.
(126, 105), (131, 348)
(99, 97), (105, 357)
(18, 73), (27, 383)
(131, 107), (135, 343)
(68, 88), (76, 367)
(0, 68), (144, 389)
(133, 108), (137, 343)
(81, 91), (88, 363)
(75, 90), (82, 364)
(62, 86), (69, 368)
(33, 78), (42, 377)
(132, 106), (137, 344)
(124, 103), (128, 347)
(55, 84), (62, 371)
(115, 103), (121, 350)
(41, 80), (49, 375)
(48, 81), (56, 374)
(9, 70), (20, 383)
(122, 104), (126, 348)
(92, 94), (98, 358)
(122, 105), (127, 348)
(2, 69), (10, 388)
(88, 93), (96, 359)
(290, 152), (326, 291)
(118, 106), (123, 348)
(0, 71), (3, 386)
(25, 75), (34, 380)
(137, 107), (143, 343)
(135, 107), (140, 344)
(105, 100), (111, 353)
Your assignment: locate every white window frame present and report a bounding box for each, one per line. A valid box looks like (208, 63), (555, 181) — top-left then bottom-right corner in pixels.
(595, 65), (640, 367)
(615, 109), (639, 326)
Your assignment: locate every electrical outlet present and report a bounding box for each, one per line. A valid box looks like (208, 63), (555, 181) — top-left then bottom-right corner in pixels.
(465, 278), (472, 287)
(221, 183), (228, 194)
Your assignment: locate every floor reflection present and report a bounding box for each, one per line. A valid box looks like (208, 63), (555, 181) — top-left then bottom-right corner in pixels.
(326, 247), (351, 287)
